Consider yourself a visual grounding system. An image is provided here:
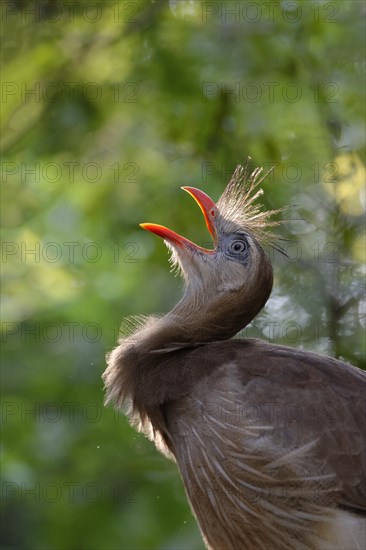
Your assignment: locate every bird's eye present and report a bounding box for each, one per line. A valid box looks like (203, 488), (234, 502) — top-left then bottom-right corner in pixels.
(230, 240), (248, 254)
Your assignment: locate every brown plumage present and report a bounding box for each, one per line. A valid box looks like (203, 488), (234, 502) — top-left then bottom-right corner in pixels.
(103, 163), (366, 549)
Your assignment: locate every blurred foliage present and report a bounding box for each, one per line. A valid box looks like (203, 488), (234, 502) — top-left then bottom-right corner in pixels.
(1, 1), (365, 549)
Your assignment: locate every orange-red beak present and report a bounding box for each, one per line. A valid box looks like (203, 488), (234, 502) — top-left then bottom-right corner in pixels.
(140, 186), (218, 251)
(139, 223), (204, 250)
(181, 187), (217, 241)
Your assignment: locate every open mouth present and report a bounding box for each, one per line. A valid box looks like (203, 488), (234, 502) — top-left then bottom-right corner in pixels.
(140, 186), (219, 253)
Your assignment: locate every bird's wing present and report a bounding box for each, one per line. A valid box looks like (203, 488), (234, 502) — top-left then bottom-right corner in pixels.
(163, 339), (365, 548)
(228, 339), (366, 512)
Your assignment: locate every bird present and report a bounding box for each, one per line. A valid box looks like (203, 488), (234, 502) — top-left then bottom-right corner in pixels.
(103, 162), (366, 550)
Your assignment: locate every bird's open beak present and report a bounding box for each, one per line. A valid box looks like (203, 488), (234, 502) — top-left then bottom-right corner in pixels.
(140, 187), (218, 251)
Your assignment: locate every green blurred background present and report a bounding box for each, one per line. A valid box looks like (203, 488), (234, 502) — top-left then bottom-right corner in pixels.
(1, 1), (365, 549)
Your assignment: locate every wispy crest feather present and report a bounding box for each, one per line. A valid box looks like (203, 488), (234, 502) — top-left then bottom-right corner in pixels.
(216, 161), (286, 246)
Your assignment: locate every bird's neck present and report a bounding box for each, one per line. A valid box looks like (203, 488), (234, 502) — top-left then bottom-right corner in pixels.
(106, 270), (272, 421)
(137, 277), (273, 353)
(104, 255), (272, 425)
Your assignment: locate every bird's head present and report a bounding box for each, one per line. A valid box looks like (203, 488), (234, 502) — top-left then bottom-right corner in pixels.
(141, 163), (282, 341)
